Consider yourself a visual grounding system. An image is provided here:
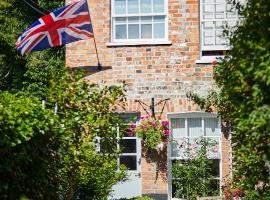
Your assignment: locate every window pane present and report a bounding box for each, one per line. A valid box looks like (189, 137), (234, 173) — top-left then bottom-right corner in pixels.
(120, 139), (137, 153)
(115, 17), (127, 23)
(207, 137), (220, 158)
(154, 23), (165, 38)
(203, 22), (214, 46)
(115, 0), (126, 14)
(203, 4), (214, 19)
(120, 156), (137, 170)
(141, 24), (152, 39)
(128, 17), (139, 23)
(211, 159), (220, 177)
(141, 16), (152, 23)
(188, 118), (202, 137)
(171, 118), (185, 138)
(128, 0), (139, 14)
(215, 4), (225, 19)
(154, 16), (165, 22)
(216, 30), (226, 45)
(140, 0), (152, 13)
(153, 0), (164, 13)
(116, 25), (127, 39)
(128, 24), (139, 39)
(205, 118), (218, 136)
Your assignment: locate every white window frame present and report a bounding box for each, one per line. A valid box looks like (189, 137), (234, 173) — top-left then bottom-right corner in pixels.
(198, 0), (239, 63)
(108, 0), (170, 46)
(167, 112), (222, 200)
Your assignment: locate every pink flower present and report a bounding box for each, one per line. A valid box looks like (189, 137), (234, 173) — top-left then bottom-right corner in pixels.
(131, 124), (136, 129)
(163, 138), (168, 143)
(161, 120), (169, 127)
(190, 149), (197, 158)
(177, 138), (187, 147)
(212, 145), (219, 153)
(140, 116), (145, 120)
(163, 129), (170, 135)
(142, 125), (147, 131)
(151, 123), (158, 128)
(157, 142), (165, 151)
(126, 130), (133, 136)
(191, 142), (198, 149)
(212, 60), (217, 66)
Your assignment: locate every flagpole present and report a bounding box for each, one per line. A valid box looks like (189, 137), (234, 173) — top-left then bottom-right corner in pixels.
(85, 0), (102, 70)
(93, 35), (102, 70)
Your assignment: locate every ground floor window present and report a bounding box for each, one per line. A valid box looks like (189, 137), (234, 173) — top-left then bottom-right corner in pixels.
(168, 113), (221, 199)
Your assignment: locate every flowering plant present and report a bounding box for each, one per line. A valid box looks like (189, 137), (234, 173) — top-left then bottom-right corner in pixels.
(135, 116), (170, 150)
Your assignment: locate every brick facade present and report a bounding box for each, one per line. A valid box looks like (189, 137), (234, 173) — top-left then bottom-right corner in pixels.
(66, 0), (231, 199)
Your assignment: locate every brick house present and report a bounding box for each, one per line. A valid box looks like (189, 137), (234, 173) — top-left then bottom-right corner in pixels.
(66, 0), (237, 199)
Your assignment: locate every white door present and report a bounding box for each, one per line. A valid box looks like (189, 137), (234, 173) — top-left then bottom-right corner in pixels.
(109, 136), (142, 199)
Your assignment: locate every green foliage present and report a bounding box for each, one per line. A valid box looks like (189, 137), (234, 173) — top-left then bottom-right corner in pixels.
(190, 0), (270, 198)
(136, 116), (169, 150)
(0, 70), (128, 199)
(172, 138), (219, 200)
(0, 0), (64, 96)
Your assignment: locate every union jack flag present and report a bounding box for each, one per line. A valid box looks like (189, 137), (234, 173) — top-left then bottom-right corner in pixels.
(16, 0), (93, 55)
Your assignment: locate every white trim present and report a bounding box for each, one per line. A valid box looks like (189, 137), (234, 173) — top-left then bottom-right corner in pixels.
(167, 112), (222, 199)
(167, 112), (218, 119)
(110, 0), (168, 42)
(106, 40), (172, 46)
(199, 0), (238, 57)
(195, 55), (224, 64)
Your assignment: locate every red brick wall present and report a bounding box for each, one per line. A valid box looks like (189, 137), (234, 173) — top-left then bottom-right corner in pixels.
(66, 0), (231, 197)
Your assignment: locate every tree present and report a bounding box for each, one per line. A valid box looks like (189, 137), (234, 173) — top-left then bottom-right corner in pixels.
(0, 71), (127, 199)
(190, 0), (270, 198)
(0, 0), (65, 97)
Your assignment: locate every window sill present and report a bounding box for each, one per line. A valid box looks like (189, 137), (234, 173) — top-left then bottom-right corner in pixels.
(195, 56), (224, 64)
(106, 40), (172, 47)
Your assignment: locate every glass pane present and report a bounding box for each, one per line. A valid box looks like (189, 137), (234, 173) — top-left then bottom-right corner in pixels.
(154, 16), (165, 22)
(140, 0), (152, 13)
(141, 24), (152, 39)
(116, 25), (127, 39)
(203, 5), (214, 19)
(115, 17), (127, 23)
(115, 0), (126, 14)
(215, 4), (225, 19)
(120, 156), (137, 170)
(205, 118), (218, 136)
(120, 139), (137, 153)
(171, 138), (187, 158)
(216, 30), (226, 45)
(211, 159), (220, 177)
(188, 118), (202, 137)
(171, 118), (185, 138)
(128, 17), (139, 23)
(141, 16), (152, 23)
(128, 24), (139, 39)
(128, 0), (139, 14)
(154, 23), (165, 38)
(207, 137), (220, 158)
(153, 0), (164, 13)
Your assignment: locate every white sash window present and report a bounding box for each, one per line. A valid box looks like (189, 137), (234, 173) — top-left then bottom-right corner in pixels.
(111, 0), (168, 43)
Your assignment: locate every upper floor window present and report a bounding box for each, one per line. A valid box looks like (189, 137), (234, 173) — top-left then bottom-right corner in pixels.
(199, 0), (243, 60)
(111, 0), (168, 43)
